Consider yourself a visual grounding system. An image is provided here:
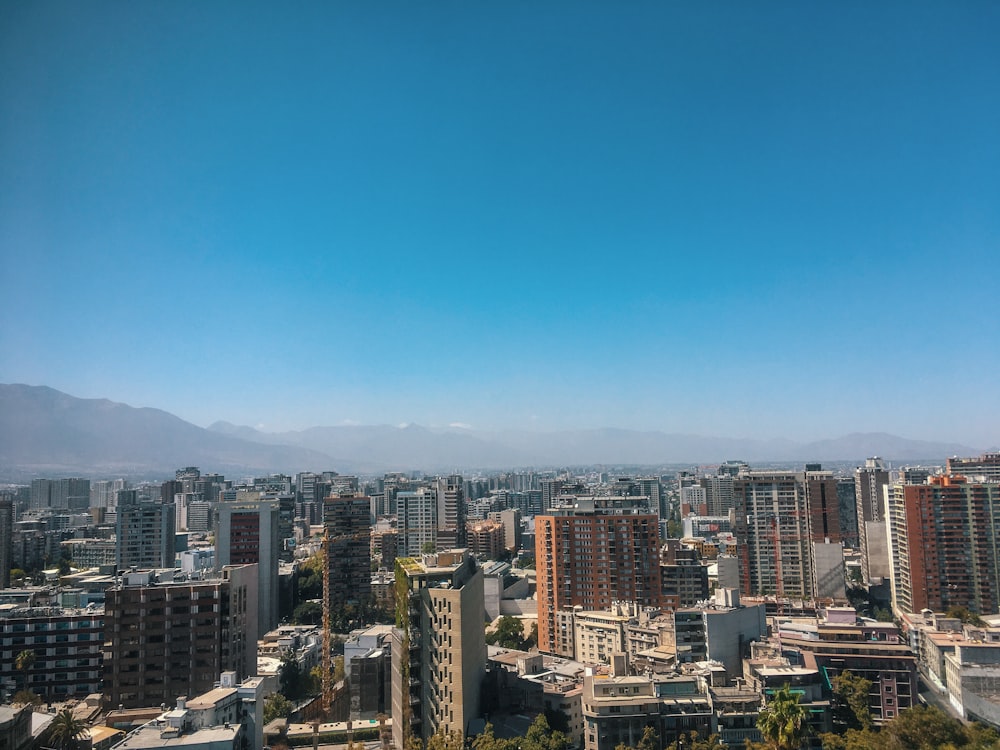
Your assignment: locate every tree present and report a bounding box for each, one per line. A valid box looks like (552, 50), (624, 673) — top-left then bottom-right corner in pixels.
(947, 605), (987, 628)
(637, 725), (658, 750)
(291, 601), (323, 625)
(263, 693), (294, 724)
(471, 723), (517, 750)
(426, 728), (464, 750)
(684, 732), (727, 750)
(831, 671), (873, 730)
(46, 709), (88, 750)
(11, 690), (41, 707)
(486, 616), (526, 649)
(757, 685), (808, 750)
(880, 705), (965, 750)
(522, 714), (571, 750)
(818, 729), (880, 750)
(14, 649), (35, 693)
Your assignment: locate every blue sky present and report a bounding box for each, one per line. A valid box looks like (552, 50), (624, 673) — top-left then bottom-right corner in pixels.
(2, 1), (998, 445)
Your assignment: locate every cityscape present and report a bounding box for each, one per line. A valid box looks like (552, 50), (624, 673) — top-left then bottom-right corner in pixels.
(3, 2), (999, 750)
(1, 388), (1000, 749)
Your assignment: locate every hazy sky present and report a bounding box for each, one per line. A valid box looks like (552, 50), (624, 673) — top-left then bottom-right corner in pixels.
(2, 2), (998, 445)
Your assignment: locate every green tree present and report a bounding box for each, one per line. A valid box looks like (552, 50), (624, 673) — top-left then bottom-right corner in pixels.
(486, 616), (526, 649)
(427, 728), (464, 750)
(291, 601), (324, 625)
(523, 714), (571, 750)
(684, 732), (727, 750)
(46, 709), (88, 750)
(757, 685), (808, 750)
(279, 652), (310, 700)
(263, 693), (294, 724)
(637, 725), (658, 750)
(14, 649), (35, 692)
(818, 729), (880, 750)
(831, 671), (873, 730)
(471, 723), (517, 750)
(880, 705), (965, 750)
(947, 605), (987, 628)
(11, 690), (41, 707)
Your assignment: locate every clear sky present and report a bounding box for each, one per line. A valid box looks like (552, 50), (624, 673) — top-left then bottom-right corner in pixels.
(1, 1), (998, 446)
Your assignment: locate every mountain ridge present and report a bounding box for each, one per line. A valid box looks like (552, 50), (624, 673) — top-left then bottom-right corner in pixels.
(0, 383), (986, 480)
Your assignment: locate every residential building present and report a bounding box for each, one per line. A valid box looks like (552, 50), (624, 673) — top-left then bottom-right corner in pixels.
(323, 494), (372, 611)
(0, 605), (103, 702)
(215, 499), (279, 635)
(855, 458), (890, 583)
(116, 495), (176, 571)
(102, 566), (256, 710)
(733, 470), (841, 600)
(536, 497), (662, 655)
(391, 550), (486, 748)
(947, 452), (1000, 482)
(886, 475), (1000, 616)
(396, 489), (438, 557)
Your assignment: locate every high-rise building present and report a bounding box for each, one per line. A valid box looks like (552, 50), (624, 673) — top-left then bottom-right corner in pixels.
(215, 499), (280, 635)
(116, 494), (176, 570)
(103, 566), (256, 709)
(855, 458), (889, 583)
(947, 452), (1000, 481)
(323, 494), (372, 610)
(733, 470), (841, 600)
(536, 497), (662, 655)
(0, 498), (11, 589)
(397, 489), (438, 557)
(391, 550), (485, 748)
(437, 476), (467, 548)
(886, 475), (1000, 616)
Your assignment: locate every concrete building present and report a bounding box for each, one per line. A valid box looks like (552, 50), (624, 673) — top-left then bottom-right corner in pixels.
(0, 604), (104, 702)
(660, 544), (709, 610)
(344, 625), (393, 721)
(855, 458), (890, 583)
(391, 550), (486, 748)
(116, 495), (176, 571)
(733, 469), (841, 600)
(947, 452), (1000, 482)
(323, 494), (372, 610)
(215, 499), (279, 635)
(397, 489), (438, 557)
(437, 476), (467, 549)
(466, 520), (505, 561)
(886, 475), (1000, 616)
(581, 666), (713, 750)
(103, 566), (256, 710)
(536, 497), (662, 655)
(107, 700), (244, 750)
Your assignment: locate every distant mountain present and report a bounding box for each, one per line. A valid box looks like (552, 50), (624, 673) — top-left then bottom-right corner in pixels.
(0, 384), (346, 480)
(210, 421), (981, 470)
(0, 384), (984, 480)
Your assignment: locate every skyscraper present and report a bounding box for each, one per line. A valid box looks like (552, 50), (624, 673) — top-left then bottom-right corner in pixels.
(536, 496), (662, 655)
(323, 493), (372, 610)
(733, 469), (841, 599)
(116, 493), (176, 570)
(215, 498), (280, 635)
(855, 458), (889, 583)
(436, 475), (467, 549)
(397, 488), (438, 556)
(886, 475), (1000, 616)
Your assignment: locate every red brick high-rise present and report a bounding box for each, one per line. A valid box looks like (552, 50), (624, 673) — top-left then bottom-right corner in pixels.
(536, 496), (661, 655)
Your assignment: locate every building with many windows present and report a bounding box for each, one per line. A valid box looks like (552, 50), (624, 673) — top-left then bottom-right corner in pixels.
(536, 497), (662, 656)
(102, 566), (256, 710)
(886, 475), (1000, 616)
(390, 550), (485, 748)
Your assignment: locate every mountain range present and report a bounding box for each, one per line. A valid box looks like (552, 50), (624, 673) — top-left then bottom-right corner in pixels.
(0, 383), (984, 480)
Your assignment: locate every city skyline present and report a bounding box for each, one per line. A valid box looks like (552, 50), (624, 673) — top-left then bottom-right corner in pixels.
(2, 2), (998, 446)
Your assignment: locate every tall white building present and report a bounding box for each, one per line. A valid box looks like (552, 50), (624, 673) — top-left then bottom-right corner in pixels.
(397, 488), (438, 556)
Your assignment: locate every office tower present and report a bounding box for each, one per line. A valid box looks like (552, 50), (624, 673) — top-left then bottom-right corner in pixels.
(836, 478), (859, 549)
(397, 488), (438, 556)
(855, 458), (890, 582)
(947, 452), (1000, 481)
(391, 550), (485, 748)
(215, 499), (280, 635)
(733, 469), (841, 600)
(437, 476), (467, 548)
(323, 494), (372, 611)
(103, 566), (256, 710)
(536, 497), (662, 655)
(116, 494), (176, 570)
(886, 475), (1000, 616)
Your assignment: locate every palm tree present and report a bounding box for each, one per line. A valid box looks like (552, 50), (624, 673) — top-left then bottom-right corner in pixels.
(14, 649), (35, 693)
(47, 708), (88, 750)
(757, 684), (808, 750)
